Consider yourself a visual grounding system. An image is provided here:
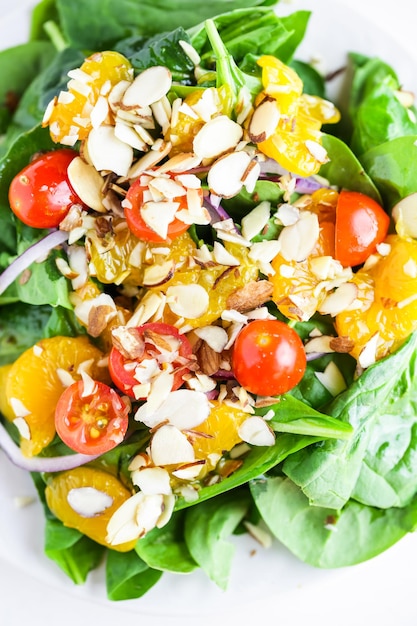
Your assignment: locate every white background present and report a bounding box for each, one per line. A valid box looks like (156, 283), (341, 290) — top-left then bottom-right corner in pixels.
(1, 0), (417, 624)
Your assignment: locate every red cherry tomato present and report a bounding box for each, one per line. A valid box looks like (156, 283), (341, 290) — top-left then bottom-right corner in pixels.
(8, 149), (84, 228)
(124, 174), (202, 243)
(334, 190), (390, 267)
(232, 319), (306, 396)
(55, 379), (129, 455)
(109, 322), (193, 398)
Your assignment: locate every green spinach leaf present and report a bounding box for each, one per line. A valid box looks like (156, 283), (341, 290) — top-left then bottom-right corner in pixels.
(45, 518), (104, 584)
(136, 510), (197, 573)
(106, 548), (162, 601)
(250, 476), (417, 567)
(283, 332), (417, 510)
(184, 490), (250, 589)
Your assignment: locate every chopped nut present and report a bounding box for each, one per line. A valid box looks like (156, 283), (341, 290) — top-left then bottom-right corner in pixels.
(226, 280), (273, 312)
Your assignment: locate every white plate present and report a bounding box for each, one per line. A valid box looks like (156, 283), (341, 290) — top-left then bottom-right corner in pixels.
(1, 0), (417, 624)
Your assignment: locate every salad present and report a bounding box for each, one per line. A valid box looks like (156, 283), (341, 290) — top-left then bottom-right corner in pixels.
(1, 0), (417, 602)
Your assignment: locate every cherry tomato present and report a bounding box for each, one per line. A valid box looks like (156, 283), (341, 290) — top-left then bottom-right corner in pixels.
(55, 379), (129, 455)
(109, 322), (193, 398)
(232, 319), (306, 396)
(124, 174), (202, 243)
(8, 149), (84, 228)
(334, 190), (390, 267)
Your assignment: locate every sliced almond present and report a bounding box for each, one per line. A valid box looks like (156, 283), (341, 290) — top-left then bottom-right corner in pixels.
(87, 125), (133, 176)
(67, 157), (106, 212)
(166, 283), (209, 319)
(194, 325), (228, 352)
(278, 211), (320, 262)
(139, 201), (179, 240)
(131, 467), (172, 495)
(108, 79), (131, 113)
(150, 424), (196, 466)
(237, 416), (275, 447)
(114, 120), (148, 152)
(135, 389), (210, 430)
(241, 201), (271, 241)
(122, 66), (172, 108)
(67, 487), (113, 518)
(207, 151), (252, 198)
(127, 140), (172, 179)
(304, 335), (334, 354)
(315, 361), (347, 396)
(193, 115), (243, 160)
(154, 152), (201, 174)
(248, 98), (280, 143)
(142, 259), (175, 287)
(13, 417), (31, 440)
(212, 241), (240, 266)
(358, 333), (380, 369)
(392, 192), (417, 238)
(319, 282), (358, 316)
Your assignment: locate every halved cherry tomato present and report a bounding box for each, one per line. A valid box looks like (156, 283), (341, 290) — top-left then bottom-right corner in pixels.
(334, 190), (390, 267)
(232, 319), (306, 396)
(124, 174), (202, 243)
(109, 322), (193, 398)
(55, 379), (129, 455)
(8, 149), (85, 228)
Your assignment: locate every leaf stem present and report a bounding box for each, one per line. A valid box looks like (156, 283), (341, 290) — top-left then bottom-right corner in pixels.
(43, 20), (68, 52)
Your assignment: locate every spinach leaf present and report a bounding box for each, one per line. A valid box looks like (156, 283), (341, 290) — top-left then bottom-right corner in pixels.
(360, 135), (417, 209)
(319, 134), (382, 202)
(184, 490), (250, 589)
(345, 54), (417, 156)
(0, 302), (53, 364)
(352, 367), (417, 508)
(176, 432), (321, 510)
(0, 41), (54, 135)
(250, 476), (417, 567)
(7, 48), (85, 144)
(56, 0), (275, 50)
(106, 549), (162, 601)
(136, 510), (197, 573)
(283, 332), (417, 510)
(290, 59), (325, 97)
(30, 0), (60, 41)
(119, 28), (195, 83)
(260, 394), (353, 440)
(44, 518), (104, 583)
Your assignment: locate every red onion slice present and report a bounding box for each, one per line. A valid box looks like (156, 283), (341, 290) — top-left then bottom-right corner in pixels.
(0, 422), (99, 472)
(0, 230), (69, 296)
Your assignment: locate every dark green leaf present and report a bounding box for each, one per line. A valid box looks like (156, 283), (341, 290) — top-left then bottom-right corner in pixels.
(106, 549), (162, 601)
(260, 394), (353, 440)
(56, 0), (274, 50)
(320, 133), (382, 202)
(136, 510), (197, 573)
(0, 302), (53, 364)
(360, 135), (417, 209)
(176, 432), (321, 510)
(251, 476), (417, 567)
(283, 332), (417, 509)
(184, 490), (250, 589)
(45, 518), (104, 584)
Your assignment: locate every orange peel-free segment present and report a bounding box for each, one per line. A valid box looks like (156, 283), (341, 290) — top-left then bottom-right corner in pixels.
(5, 336), (108, 457)
(45, 466), (136, 551)
(336, 235), (417, 360)
(190, 400), (247, 464)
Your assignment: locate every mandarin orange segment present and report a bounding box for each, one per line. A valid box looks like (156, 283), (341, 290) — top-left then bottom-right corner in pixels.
(5, 336), (109, 457)
(335, 235), (417, 360)
(46, 51), (133, 144)
(190, 400), (248, 464)
(0, 364), (14, 421)
(45, 466), (136, 551)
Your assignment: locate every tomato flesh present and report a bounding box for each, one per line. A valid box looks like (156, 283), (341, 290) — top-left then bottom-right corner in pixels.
(334, 190), (390, 267)
(109, 322), (193, 398)
(8, 149), (84, 228)
(55, 379), (129, 455)
(124, 174), (201, 243)
(232, 320), (306, 396)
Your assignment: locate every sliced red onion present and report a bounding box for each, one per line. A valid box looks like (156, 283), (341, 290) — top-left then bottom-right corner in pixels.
(259, 158), (329, 194)
(306, 351), (327, 362)
(203, 195), (235, 226)
(0, 229), (69, 296)
(0, 422), (99, 472)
